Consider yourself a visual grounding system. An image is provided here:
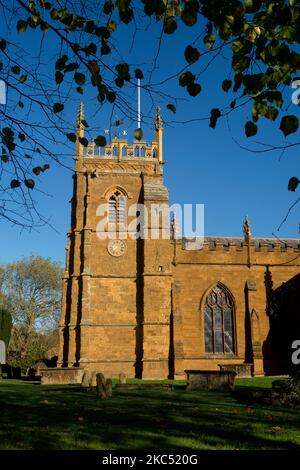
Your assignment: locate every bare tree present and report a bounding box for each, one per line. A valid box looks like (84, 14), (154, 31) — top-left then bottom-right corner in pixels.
(1, 0), (300, 226)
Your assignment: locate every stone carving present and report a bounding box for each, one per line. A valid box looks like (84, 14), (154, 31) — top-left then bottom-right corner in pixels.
(243, 215), (252, 241)
(247, 280), (257, 291)
(81, 161), (156, 175)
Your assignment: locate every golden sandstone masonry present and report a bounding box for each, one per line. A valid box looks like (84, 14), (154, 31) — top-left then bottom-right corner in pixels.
(51, 104), (300, 383)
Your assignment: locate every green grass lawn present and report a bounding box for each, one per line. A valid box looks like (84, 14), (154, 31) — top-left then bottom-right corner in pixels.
(0, 377), (299, 450)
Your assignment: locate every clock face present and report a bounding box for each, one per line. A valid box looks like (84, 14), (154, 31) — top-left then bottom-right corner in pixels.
(107, 239), (127, 257)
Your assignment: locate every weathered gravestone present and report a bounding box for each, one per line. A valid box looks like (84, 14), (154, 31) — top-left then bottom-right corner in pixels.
(96, 373), (113, 399)
(89, 371), (97, 387)
(81, 369), (91, 387)
(96, 373), (107, 398)
(119, 372), (126, 384)
(105, 379), (113, 398)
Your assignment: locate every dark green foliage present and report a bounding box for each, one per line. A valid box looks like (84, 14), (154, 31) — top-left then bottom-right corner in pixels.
(24, 179), (35, 189)
(55, 71), (64, 84)
(78, 137), (88, 147)
(251, 378), (300, 408)
(187, 83), (201, 96)
(115, 63), (130, 81)
(74, 73), (86, 86)
(209, 108), (221, 128)
(134, 69), (144, 79)
(222, 79), (232, 92)
(94, 136), (107, 147)
(184, 45), (200, 64)
(16, 20), (27, 33)
(0, 39), (7, 50)
(163, 17), (178, 34)
(134, 128), (143, 141)
(280, 115), (299, 137)
(166, 104), (176, 114)
(288, 176), (300, 192)
(179, 71), (195, 87)
(10, 179), (21, 189)
(245, 121), (258, 138)
(53, 102), (64, 113)
(66, 133), (77, 143)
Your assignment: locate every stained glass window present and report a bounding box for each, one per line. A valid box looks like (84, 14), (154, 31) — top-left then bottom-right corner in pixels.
(204, 285), (235, 354)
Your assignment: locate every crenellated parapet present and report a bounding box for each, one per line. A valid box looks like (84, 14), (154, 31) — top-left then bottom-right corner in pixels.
(82, 138), (159, 161)
(173, 236), (300, 267)
(75, 103), (162, 164)
(178, 237), (300, 253)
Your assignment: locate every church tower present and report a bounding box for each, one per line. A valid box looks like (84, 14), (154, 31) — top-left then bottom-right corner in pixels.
(58, 105), (172, 379)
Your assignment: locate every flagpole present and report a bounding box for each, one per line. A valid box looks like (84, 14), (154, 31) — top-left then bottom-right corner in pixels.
(137, 78), (141, 129)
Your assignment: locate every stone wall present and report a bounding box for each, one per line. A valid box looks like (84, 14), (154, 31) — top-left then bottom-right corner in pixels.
(171, 237), (300, 378)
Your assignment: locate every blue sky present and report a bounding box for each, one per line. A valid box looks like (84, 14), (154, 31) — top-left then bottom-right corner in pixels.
(0, 8), (300, 265)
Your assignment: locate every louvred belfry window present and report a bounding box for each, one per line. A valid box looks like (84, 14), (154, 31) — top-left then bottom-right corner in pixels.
(108, 190), (127, 229)
(204, 284), (235, 354)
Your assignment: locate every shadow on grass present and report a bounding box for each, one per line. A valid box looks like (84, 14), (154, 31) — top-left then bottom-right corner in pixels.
(0, 381), (300, 450)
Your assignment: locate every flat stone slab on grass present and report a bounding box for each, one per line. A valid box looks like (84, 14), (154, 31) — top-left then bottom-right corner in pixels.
(40, 367), (84, 385)
(115, 383), (173, 390)
(185, 370), (236, 392)
(218, 363), (253, 378)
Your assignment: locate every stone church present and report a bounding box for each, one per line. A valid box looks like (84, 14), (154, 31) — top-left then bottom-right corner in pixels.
(54, 104), (300, 381)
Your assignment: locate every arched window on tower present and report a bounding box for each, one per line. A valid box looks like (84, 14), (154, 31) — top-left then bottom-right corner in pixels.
(108, 190), (127, 230)
(204, 284), (235, 354)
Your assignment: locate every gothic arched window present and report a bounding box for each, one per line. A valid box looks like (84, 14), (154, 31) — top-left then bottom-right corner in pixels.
(108, 190), (127, 228)
(204, 284), (235, 354)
